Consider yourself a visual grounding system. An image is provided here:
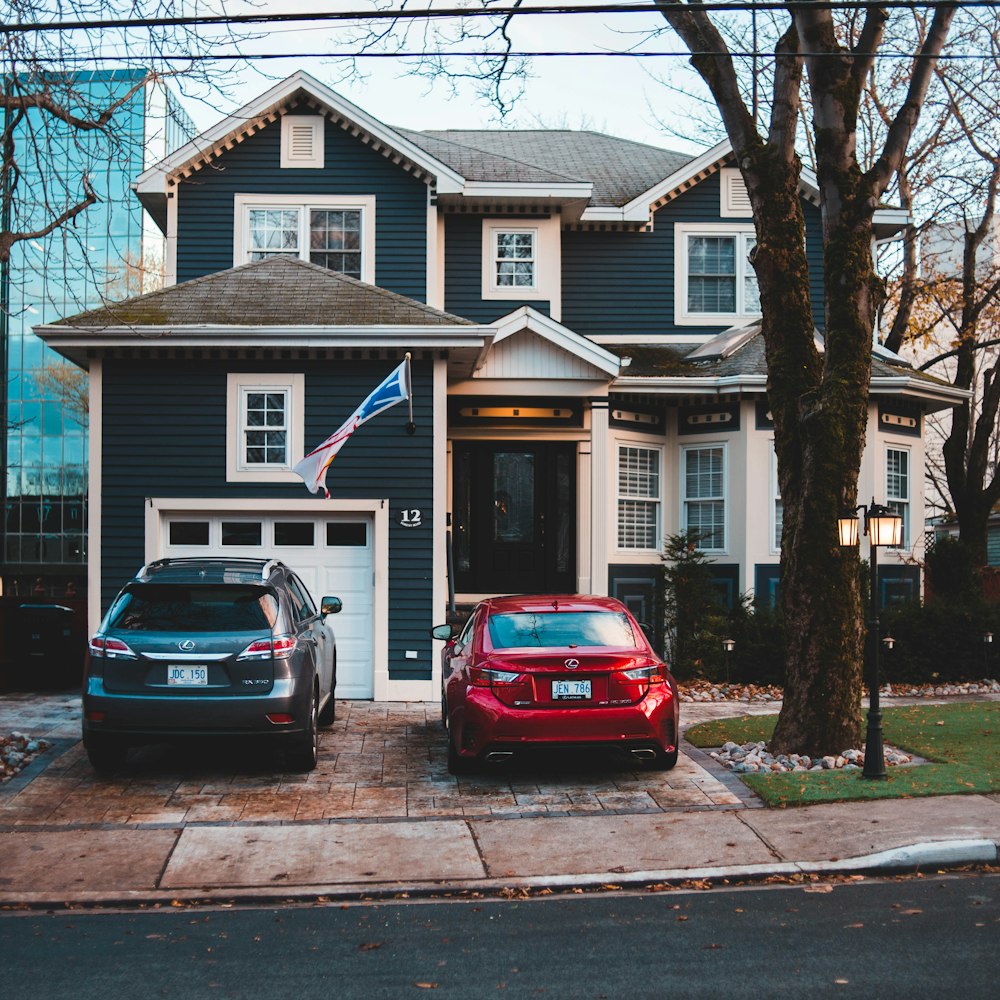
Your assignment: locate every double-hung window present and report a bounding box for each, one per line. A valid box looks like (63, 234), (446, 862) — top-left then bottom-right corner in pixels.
(675, 224), (761, 324)
(681, 445), (726, 551)
(886, 447), (910, 549)
(236, 195), (374, 282)
(617, 446), (661, 550)
(494, 231), (536, 289)
(771, 445), (783, 552)
(226, 373), (304, 483)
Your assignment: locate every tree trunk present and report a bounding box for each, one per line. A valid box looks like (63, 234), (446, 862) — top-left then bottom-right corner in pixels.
(742, 146), (869, 755)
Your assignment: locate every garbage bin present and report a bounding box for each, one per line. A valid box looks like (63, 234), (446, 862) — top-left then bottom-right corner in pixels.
(12, 603), (79, 689)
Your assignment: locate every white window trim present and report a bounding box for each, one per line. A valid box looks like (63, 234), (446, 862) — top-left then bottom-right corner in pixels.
(615, 441), (663, 554)
(226, 373), (305, 483)
(719, 168), (753, 218)
(885, 444), (911, 549)
(280, 115), (325, 169)
(233, 193), (375, 283)
(481, 217), (561, 313)
(680, 442), (728, 553)
(674, 222), (761, 326)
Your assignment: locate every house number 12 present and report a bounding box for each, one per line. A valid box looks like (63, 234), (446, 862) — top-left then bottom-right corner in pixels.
(399, 509), (422, 528)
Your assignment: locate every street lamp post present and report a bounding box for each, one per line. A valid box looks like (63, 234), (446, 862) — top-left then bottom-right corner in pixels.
(838, 499), (903, 780)
(722, 638), (735, 683)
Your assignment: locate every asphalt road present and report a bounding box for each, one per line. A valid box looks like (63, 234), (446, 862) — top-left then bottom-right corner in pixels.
(0, 873), (996, 999)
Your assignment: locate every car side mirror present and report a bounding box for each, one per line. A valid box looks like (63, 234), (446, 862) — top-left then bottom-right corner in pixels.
(431, 623), (454, 641)
(321, 596), (343, 616)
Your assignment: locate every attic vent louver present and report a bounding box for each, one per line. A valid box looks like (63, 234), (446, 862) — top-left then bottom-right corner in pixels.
(720, 168), (753, 218)
(281, 115), (324, 169)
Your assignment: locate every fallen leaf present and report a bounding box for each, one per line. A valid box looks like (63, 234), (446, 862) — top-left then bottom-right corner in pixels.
(834, 979), (849, 985)
(900, 908), (923, 915)
(414, 984), (439, 990)
(803, 885), (834, 893)
(360, 942), (383, 952)
(845, 923), (864, 929)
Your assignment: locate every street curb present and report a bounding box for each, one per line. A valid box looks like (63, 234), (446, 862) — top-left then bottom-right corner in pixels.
(1, 839), (995, 910)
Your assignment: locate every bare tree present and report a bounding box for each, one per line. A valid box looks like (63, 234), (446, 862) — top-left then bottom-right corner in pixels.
(875, 10), (1000, 572)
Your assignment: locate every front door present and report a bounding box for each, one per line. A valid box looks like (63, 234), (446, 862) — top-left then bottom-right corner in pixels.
(453, 442), (576, 594)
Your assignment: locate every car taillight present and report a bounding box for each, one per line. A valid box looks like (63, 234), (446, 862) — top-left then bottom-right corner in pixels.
(238, 635), (297, 661)
(88, 635), (137, 659)
(470, 666), (523, 687)
(621, 665), (665, 684)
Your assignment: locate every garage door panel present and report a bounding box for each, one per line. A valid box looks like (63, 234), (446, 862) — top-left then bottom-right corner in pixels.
(162, 512), (374, 699)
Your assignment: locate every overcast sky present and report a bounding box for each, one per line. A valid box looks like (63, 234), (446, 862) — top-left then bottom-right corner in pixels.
(175, 1), (714, 154)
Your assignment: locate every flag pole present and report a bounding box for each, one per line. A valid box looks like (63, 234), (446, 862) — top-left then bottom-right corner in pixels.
(405, 352), (416, 435)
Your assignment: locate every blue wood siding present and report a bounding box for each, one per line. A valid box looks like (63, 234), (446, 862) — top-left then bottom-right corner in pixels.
(175, 107), (429, 301)
(562, 171), (825, 340)
(100, 358), (435, 681)
(443, 214), (551, 322)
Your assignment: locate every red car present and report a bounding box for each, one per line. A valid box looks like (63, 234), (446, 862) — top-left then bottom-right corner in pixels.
(432, 595), (679, 774)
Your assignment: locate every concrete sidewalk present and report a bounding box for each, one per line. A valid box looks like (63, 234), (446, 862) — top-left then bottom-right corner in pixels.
(1, 692), (998, 906)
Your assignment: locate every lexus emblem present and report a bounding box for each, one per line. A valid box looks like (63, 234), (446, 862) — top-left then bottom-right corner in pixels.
(178, 640), (196, 651)
(564, 658), (580, 670)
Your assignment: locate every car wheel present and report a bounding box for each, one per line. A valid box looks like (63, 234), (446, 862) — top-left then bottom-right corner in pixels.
(447, 732), (477, 775)
(650, 745), (679, 771)
(84, 734), (127, 773)
(287, 686), (319, 772)
(318, 690), (336, 727)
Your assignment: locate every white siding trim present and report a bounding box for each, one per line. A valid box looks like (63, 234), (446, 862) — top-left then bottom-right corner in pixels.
(87, 361), (103, 634)
(432, 358), (448, 698)
(590, 400), (611, 595)
(165, 191), (178, 287)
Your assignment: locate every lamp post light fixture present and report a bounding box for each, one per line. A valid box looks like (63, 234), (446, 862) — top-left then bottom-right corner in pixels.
(985, 632), (994, 674)
(722, 637), (735, 683)
(838, 499), (903, 780)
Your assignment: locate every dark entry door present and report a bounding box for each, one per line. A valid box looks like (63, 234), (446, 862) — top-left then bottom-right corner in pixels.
(453, 442), (576, 594)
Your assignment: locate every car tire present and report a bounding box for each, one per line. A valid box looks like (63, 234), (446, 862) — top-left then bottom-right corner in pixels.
(447, 732), (477, 775)
(650, 745), (679, 771)
(84, 734), (127, 773)
(318, 690), (336, 727)
(287, 686), (319, 773)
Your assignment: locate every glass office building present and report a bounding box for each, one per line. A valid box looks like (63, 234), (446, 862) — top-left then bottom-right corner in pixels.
(2, 70), (193, 601)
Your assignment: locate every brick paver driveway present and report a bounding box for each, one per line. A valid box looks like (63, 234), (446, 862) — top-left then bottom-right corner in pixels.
(1, 692), (748, 828)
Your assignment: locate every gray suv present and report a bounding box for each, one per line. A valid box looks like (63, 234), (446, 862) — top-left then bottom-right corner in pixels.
(83, 558), (340, 773)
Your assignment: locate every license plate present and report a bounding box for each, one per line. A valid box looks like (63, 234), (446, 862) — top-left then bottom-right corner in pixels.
(167, 665), (208, 686)
(552, 679), (591, 700)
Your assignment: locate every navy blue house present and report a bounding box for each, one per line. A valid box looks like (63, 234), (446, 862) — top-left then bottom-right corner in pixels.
(37, 71), (964, 701)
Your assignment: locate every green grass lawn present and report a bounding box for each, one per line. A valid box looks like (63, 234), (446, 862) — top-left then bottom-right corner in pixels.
(685, 701), (1000, 807)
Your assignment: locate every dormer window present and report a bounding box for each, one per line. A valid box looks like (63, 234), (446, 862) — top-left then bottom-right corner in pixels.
(494, 230), (536, 289)
(280, 115), (324, 169)
(480, 217), (561, 315)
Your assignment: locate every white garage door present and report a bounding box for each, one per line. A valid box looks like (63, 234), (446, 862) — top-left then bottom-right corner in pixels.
(161, 512), (374, 698)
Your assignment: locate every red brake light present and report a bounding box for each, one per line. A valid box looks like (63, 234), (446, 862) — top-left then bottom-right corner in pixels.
(621, 665), (665, 684)
(470, 666), (523, 687)
(238, 636), (297, 661)
(88, 635), (136, 659)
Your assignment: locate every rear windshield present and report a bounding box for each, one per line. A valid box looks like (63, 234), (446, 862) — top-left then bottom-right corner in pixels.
(108, 584), (278, 632)
(488, 611), (637, 649)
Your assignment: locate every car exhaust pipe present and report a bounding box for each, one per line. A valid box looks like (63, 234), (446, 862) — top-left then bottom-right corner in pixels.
(630, 748), (657, 762)
(485, 751), (514, 764)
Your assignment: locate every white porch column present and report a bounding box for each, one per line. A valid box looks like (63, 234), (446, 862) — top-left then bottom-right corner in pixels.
(589, 398), (610, 596)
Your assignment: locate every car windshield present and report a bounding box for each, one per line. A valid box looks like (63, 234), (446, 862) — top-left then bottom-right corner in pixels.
(488, 611), (637, 649)
(108, 584), (278, 632)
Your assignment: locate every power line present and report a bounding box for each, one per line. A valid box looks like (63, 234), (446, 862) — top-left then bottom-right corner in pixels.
(44, 49), (997, 64)
(3, 2), (996, 37)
